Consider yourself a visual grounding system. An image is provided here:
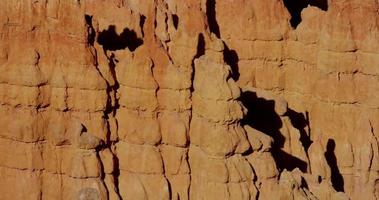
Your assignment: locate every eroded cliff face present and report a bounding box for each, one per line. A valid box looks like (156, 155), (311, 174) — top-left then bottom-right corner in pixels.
(0, 0), (378, 199)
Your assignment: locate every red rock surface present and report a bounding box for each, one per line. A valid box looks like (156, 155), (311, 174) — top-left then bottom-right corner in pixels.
(0, 0), (378, 199)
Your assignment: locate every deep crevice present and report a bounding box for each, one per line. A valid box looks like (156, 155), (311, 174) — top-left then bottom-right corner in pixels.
(206, 0), (220, 37)
(324, 139), (345, 192)
(97, 25), (143, 52)
(283, 0), (328, 28)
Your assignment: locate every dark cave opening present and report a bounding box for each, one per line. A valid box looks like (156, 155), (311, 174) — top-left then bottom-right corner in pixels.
(283, 0), (328, 28)
(97, 25), (143, 52)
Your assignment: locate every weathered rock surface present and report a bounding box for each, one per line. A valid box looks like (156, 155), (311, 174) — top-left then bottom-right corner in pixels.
(0, 0), (378, 199)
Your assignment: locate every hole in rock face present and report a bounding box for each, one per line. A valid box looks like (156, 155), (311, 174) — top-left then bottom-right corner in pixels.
(172, 14), (179, 29)
(206, 0), (220, 37)
(97, 25), (143, 52)
(283, 0), (328, 28)
(325, 139), (345, 192)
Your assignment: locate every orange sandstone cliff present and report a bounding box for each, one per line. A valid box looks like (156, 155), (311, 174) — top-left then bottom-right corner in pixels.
(0, 0), (378, 199)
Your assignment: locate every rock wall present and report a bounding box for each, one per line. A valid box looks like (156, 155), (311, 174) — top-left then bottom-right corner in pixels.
(0, 0), (378, 199)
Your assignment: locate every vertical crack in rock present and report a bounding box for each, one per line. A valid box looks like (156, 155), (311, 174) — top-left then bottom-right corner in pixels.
(84, 15), (138, 199)
(84, 14), (116, 199)
(96, 149), (109, 197)
(139, 14), (146, 37)
(112, 153), (122, 200)
(187, 32), (206, 198)
(324, 139), (345, 192)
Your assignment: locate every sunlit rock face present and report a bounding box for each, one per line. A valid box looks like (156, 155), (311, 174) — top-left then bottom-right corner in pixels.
(0, 0), (378, 199)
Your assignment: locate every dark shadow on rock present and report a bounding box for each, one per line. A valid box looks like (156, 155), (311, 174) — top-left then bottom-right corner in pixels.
(85, 15), (96, 46)
(240, 91), (311, 172)
(194, 33), (205, 59)
(325, 139), (345, 192)
(97, 25), (143, 52)
(172, 14), (179, 29)
(287, 109), (313, 151)
(277, 150), (309, 172)
(240, 91), (284, 147)
(283, 0), (328, 28)
(112, 152), (122, 199)
(310, 0), (328, 11)
(190, 33), (206, 94)
(206, 0), (220, 37)
(139, 15), (146, 36)
(106, 53), (120, 114)
(223, 43), (239, 81)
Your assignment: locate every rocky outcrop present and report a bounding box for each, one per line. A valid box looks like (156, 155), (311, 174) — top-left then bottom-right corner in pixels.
(0, 0), (378, 199)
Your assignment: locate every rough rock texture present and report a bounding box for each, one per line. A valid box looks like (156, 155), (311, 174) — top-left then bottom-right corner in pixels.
(0, 0), (378, 199)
